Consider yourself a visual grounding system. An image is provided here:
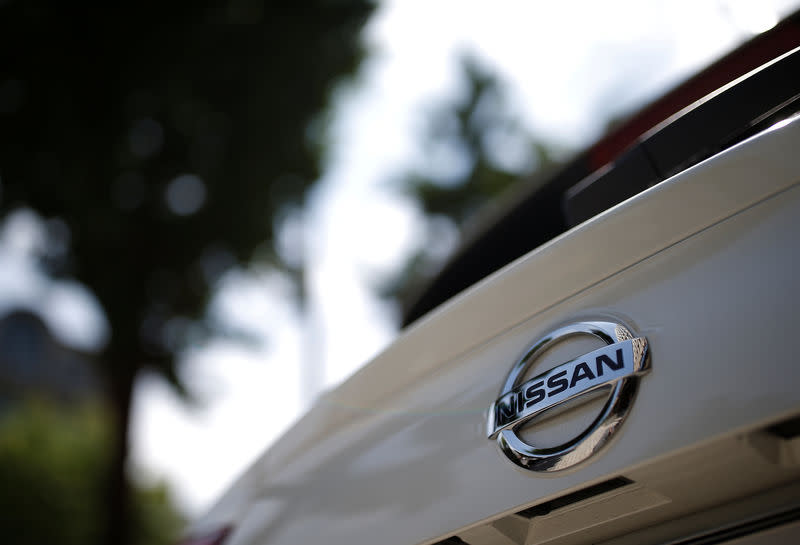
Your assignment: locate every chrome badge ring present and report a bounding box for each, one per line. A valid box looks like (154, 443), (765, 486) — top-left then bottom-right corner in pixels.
(487, 321), (650, 472)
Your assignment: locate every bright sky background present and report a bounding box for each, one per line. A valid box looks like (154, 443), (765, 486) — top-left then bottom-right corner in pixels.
(1, 0), (797, 517)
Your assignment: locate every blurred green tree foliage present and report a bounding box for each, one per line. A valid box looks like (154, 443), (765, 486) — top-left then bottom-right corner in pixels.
(0, 401), (184, 545)
(385, 57), (556, 308)
(0, 2), (373, 544)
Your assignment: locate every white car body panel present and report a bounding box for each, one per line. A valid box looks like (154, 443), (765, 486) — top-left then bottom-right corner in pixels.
(190, 116), (800, 544)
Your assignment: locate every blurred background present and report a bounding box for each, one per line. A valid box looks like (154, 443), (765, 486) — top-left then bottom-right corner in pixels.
(0, 1), (797, 544)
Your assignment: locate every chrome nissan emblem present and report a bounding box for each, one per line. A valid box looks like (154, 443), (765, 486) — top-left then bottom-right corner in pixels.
(487, 321), (650, 472)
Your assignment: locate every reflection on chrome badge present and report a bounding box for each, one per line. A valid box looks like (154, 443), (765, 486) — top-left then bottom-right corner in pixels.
(487, 321), (650, 472)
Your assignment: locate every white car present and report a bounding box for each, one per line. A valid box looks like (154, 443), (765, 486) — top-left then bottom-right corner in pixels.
(181, 15), (800, 545)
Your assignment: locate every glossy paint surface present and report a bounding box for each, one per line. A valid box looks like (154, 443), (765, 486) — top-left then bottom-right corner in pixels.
(190, 118), (800, 545)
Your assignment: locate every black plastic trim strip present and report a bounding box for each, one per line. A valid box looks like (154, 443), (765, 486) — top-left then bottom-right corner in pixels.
(515, 477), (633, 519)
(664, 506), (800, 545)
(767, 415), (800, 440)
(432, 536), (469, 545)
(564, 47), (800, 226)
